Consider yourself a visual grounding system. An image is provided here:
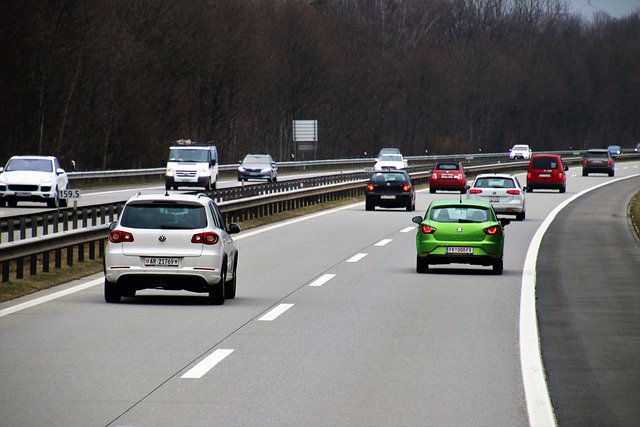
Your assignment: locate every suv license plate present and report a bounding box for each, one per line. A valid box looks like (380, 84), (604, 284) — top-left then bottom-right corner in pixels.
(539, 173), (551, 177)
(381, 195), (396, 199)
(489, 196), (500, 202)
(446, 247), (473, 254)
(144, 257), (179, 266)
(15, 192), (31, 197)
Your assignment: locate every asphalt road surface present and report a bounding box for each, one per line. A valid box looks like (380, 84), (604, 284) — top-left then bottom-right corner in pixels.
(0, 162), (638, 426)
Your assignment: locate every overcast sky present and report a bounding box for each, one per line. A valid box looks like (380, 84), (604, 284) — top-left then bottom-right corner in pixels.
(568, 0), (640, 20)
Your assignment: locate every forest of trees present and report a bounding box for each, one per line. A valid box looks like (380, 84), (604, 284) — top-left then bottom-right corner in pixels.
(1, 0), (639, 170)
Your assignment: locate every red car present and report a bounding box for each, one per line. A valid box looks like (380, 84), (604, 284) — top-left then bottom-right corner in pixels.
(526, 154), (568, 193)
(429, 162), (467, 193)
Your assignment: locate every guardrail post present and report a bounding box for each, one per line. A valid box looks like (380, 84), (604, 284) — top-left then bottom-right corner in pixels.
(42, 212), (49, 236)
(55, 249), (62, 269)
(30, 254), (37, 276)
(7, 218), (15, 242)
(20, 217), (27, 240)
(66, 247), (73, 267)
(43, 252), (50, 273)
(16, 257), (24, 279)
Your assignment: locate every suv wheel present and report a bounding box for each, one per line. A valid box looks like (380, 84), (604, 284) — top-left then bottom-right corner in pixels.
(104, 279), (121, 303)
(224, 255), (238, 299)
(209, 263), (226, 305)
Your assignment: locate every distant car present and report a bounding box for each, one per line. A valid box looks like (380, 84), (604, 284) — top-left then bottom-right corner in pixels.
(365, 169), (415, 211)
(635, 143), (640, 152)
(237, 154), (278, 182)
(526, 154), (568, 193)
(103, 193), (240, 305)
(376, 147), (402, 158)
(607, 145), (622, 157)
(412, 199), (510, 275)
(0, 155), (69, 208)
(429, 162), (467, 193)
(582, 149), (614, 177)
(509, 144), (532, 160)
(373, 154), (405, 171)
(466, 173), (526, 221)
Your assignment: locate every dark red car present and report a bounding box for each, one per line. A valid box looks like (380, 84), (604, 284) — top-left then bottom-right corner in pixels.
(526, 154), (568, 193)
(429, 162), (467, 193)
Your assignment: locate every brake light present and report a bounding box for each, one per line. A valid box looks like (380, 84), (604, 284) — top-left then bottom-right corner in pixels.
(367, 183), (374, 191)
(109, 230), (134, 243)
(607, 159), (611, 165)
(527, 172), (532, 179)
(421, 225), (437, 234)
(191, 231), (219, 245)
(558, 172), (564, 178)
(469, 189), (483, 194)
(506, 189), (520, 195)
(484, 226), (500, 235)
(431, 173), (437, 179)
(403, 183), (411, 192)
(583, 159), (588, 165)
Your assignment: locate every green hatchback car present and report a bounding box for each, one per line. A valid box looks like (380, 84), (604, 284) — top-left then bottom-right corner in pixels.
(412, 200), (510, 275)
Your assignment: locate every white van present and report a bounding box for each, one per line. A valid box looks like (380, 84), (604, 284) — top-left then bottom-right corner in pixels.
(165, 140), (219, 191)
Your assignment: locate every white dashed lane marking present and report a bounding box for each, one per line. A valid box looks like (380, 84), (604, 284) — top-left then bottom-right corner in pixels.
(259, 303), (295, 321)
(181, 349), (234, 379)
(346, 253), (368, 263)
(308, 274), (336, 287)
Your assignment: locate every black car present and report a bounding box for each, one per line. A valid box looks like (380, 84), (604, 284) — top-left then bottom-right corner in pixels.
(582, 149), (614, 177)
(365, 169), (415, 211)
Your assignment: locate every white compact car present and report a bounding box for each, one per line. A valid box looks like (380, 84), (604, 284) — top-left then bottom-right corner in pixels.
(373, 154), (406, 171)
(509, 144), (532, 160)
(466, 173), (526, 221)
(103, 193), (240, 304)
(0, 155), (69, 208)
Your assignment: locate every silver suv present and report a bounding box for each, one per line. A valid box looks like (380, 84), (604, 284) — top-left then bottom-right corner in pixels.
(104, 193), (240, 304)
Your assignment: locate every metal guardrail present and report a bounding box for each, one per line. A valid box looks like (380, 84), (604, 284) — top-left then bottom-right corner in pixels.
(2, 152), (638, 283)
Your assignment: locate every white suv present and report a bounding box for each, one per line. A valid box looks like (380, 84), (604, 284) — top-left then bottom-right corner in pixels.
(508, 144), (532, 160)
(0, 155), (69, 208)
(104, 193), (240, 304)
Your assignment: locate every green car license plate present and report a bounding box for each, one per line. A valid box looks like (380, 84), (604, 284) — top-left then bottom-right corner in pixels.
(446, 247), (473, 254)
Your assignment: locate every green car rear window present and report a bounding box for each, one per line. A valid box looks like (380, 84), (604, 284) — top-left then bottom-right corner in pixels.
(430, 206), (490, 223)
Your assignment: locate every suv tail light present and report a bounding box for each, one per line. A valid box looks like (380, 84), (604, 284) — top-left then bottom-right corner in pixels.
(191, 231), (219, 245)
(403, 183), (411, 192)
(469, 189), (483, 194)
(367, 183), (374, 191)
(506, 189), (521, 195)
(109, 230), (134, 243)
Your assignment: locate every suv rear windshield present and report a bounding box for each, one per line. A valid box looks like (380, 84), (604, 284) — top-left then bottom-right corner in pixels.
(121, 204), (206, 229)
(531, 157), (558, 169)
(586, 152), (609, 159)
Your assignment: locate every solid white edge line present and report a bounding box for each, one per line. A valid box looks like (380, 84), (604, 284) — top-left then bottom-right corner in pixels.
(346, 253), (367, 263)
(520, 174), (639, 427)
(258, 303), (294, 321)
(0, 277), (103, 317)
(308, 274), (336, 287)
(181, 349), (234, 379)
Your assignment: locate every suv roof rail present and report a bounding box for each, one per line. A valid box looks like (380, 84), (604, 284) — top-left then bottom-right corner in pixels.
(171, 139), (215, 147)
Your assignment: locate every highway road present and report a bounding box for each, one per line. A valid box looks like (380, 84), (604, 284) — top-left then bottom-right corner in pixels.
(0, 162), (638, 426)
